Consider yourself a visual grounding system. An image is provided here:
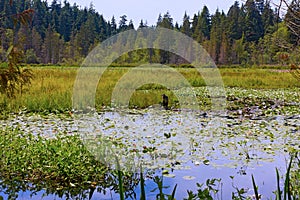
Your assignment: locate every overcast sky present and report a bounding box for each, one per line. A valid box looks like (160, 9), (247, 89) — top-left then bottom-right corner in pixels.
(47, 0), (281, 27)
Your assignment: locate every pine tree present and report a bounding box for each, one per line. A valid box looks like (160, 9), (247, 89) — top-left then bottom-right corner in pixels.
(244, 0), (264, 42)
(31, 0), (49, 38)
(31, 28), (42, 61)
(285, 0), (300, 45)
(110, 16), (117, 35)
(157, 12), (173, 29)
(138, 19), (147, 29)
(181, 12), (191, 36)
(50, 0), (61, 33)
(128, 20), (134, 30)
(191, 13), (198, 39)
(155, 12), (175, 63)
(261, 0), (276, 34)
(58, 0), (73, 41)
(119, 15), (128, 31)
(209, 9), (222, 63)
(227, 1), (243, 40)
(157, 13), (163, 26)
(194, 6), (211, 42)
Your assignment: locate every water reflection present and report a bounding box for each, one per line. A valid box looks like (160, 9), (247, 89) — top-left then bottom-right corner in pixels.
(0, 110), (298, 199)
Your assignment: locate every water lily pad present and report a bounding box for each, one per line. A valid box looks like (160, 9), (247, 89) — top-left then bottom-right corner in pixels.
(183, 176), (196, 180)
(203, 160), (210, 165)
(194, 161), (201, 166)
(163, 174), (176, 178)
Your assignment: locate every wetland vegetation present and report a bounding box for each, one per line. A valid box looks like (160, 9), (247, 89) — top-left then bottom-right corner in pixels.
(0, 66), (299, 199)
(0, 66), (299, 114)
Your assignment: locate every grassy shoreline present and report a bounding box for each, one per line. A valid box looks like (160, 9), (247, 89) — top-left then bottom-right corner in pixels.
(0, 65), (299, 114)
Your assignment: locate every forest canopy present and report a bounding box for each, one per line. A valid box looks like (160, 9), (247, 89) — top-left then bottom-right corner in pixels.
(0, 0), (299, 66)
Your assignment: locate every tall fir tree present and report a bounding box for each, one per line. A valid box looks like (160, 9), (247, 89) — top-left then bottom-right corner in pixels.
(227, 1), (244, 40)
(181, 12), (191, 36)
(194, 6), (211, 42)
(244, 0), (264, 42)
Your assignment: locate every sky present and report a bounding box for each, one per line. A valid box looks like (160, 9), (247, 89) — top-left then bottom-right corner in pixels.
(47, 0), (281, 27)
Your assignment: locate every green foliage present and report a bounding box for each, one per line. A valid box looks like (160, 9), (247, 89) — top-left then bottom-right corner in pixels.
(185, 179), (221, 200)
(0, 0), (298, 66)
(150, 176), (177, 200)
(0, 46), (33, 97)
(244, 0), (264, 42)
(0, 66), (299, 114)
(285, 0), (300, 45)
(181, 12), (191, 36)
(227, 1), (243, 40)
(0, 0), (34, 98)
(116, 158), (125, 200)
(0, 128), (115, 199)
(251, 175), (260, 200)
(274, 154), (299, 200)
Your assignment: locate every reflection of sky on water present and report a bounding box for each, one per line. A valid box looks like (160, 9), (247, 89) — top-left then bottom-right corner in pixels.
(1, 154), (288, 199)
(160, 155), (288, 200)
(76, 110), (298, 172)
(0, 110), (298, 199)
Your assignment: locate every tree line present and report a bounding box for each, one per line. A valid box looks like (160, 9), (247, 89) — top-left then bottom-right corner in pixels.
(0, 0), (299, 66)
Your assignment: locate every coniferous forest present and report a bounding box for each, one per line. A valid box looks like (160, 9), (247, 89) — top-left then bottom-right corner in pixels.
(0, 0), (299, 66)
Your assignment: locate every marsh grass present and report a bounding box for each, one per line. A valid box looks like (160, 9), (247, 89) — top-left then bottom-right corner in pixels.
(220, 68), (300, 89)
(0, 67), (75, 113)
(0, 128), (109, 196)
(0, 66), (299, 114)
(252, 154), (299, 200)
(0, 128), (140, 199)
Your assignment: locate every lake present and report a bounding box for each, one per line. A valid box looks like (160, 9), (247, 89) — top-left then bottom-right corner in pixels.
(0, 108), (298, 199)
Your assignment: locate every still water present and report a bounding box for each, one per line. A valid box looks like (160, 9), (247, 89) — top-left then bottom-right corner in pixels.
(0, 109), (298, 199)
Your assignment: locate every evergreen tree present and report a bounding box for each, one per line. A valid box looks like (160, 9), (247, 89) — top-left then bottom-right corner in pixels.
(75, 20), (94, 57)
(194, 6), (211, 42)
(128, 19), (134, 30)
(42, 25), (53, 63)
(191, 13), (198, 37)
(285, 0), (300, 45)
(119, 15), (128, 31)
(227, 1), (243, 40)
(0, 0), (293, 66)
(138, 19), (147, 29)
(255, 0), (265, 14)
(156, 12), (175, 63)
(174, 22), (180, 31)
(31, 0), (49, 38)
(244, 0), (264, 42)
(156, 13), (163, 26)
(219, 29), (230, 64)
(209, 10), (229, 64)
(110, 16), (117, 35)
(58, 0), (73, 41)
(42, 25), (63, 64)
(209, 9), (222, 63)
(31, 27), (42, 61)
(157, 12), (173, 29)
(235, 34), (248, 64)
(181, 12), (191, 36)
(98, 14), (108, 41)
(50, 0), (61, 33)
(261, 0), (276, 34)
